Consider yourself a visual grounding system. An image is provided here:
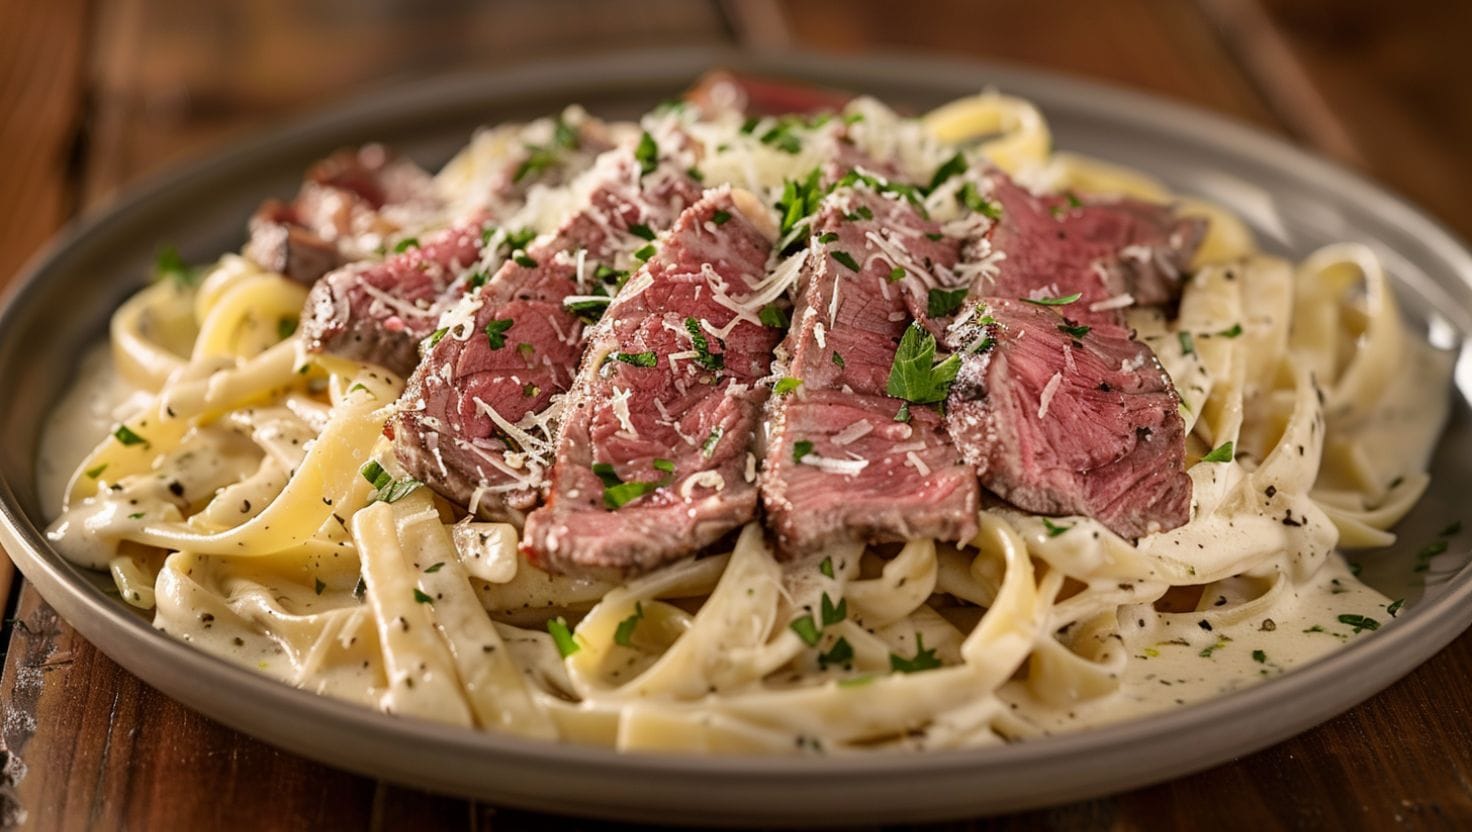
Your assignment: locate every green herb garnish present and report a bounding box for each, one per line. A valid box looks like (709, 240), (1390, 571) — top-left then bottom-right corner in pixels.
(614, 602), (645, 647)
(927, 288), (968, 318)
(774, 377), (802, 396)
(793, 440), (815, 463)
(1022, 292), (1082, 307)
(886, 322), (961, 404)
(547, 617), (580, 657)
(790, 615), (821, 647)
(890, 633), (941, 673)
(484, 318), (514, 349)
(1201, 441), (1235, 463)
(684, 317), (724, 371)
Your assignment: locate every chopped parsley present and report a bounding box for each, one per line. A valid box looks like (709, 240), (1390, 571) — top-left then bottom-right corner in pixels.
(1178, 331), (1196, 356)
(113, 425), (148, 447)
(886, 322), (960, 404)
(1337, 614), (1380, 633)
(592, 461), (668, 509)
(154, 245), (206, 288)
(424, 562), (445, 574)
(277, 316), (298, 340)
(831, 351), (845, 368)
(392, 237), (419, 253)
(701, 427), (724, 458)
(927, 287), (968, 318)
(793, 440), (815, 463)
(484, 318), (514, 349)
(927, 152), (967, 193)
(775, 169), (824, 253)
(894, 401), (911, 423)
(790, 614), (822, 647)
(611, 350), (657, 368)
(652, 458), (675, 474)
(1057, 321), (1091, 339)
(957, 182), (1002, 219)
(522, 383), (541, 398)
(1386, 598), (1405, 618)
(633, 243), (657, 262)
(128, 512), (144, 520)
(629, 223), (656, 241)
(774, 377), (802, 396)
(413, 588), (433, 604)
(1201, 441), (1235, 463)
(890, 633), (942, 673)
(565, 297), (611, 324)
(360, 459), (422, 504)
(553, 118), (579, 150)
(1252, 649), (1268, 664)
(513, 147), (559, 183)
(513, 254), (538, 269)
(888, 267), (907, 283)
(85, 463), (108, 479)
(759, 304), (790, 328)
(711, 209), (731, 225)
(1441, 520), (1463, 537)
(817, 231), (840, 244)
(614, 602), (645, 647)
(818, 637), (854, 670)
(830, 250), (860, 272)
(1042, 518), (1072, 537)
(1415, 540), (1447, 572)
(1022, 292), (1082, 307)
(1218, 323), (1243, 338)
(684, 317), (724, 371)
(820, 592), (847, 627)
(547, 617), (580, 657)
(634, 131), (659, 175)
(819, 556), (835, 579)
(425, 327), (448, 348)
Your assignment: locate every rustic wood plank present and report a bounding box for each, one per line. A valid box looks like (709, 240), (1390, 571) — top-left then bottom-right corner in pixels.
(774, 0), (1281, 128)
(82, 0), (730, 203)
(1205, 0), (1472, 236)
(0, 0), (88, 289)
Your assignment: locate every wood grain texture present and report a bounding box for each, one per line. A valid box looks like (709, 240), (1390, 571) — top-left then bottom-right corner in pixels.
(0, 0), (88, 289)
(3, 0), (1472, 828)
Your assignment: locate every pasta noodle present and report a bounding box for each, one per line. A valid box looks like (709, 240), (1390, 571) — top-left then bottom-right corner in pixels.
(38, 89), (1453, 755)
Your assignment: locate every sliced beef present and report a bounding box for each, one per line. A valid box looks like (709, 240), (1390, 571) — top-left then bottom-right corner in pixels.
(300, 217), (488, 375)
(761, 188), (980, 556)
(944, 297), (1191, 539)
(522, 190), (779, 576)
(684, 70), (854, 118)
(978, 170), (1206, 321)
(392, 135), (706, 520)
(245, 144), (440, 283)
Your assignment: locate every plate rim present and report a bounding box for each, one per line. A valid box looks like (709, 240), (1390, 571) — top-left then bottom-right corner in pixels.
(3, 46), (1471, 823)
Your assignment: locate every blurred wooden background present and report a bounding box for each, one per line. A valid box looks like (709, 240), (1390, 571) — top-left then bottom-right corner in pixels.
(2, 0), (1472, 828)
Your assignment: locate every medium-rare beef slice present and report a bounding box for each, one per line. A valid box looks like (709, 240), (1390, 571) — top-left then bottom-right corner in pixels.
(944, 297), (1191, 539)
(391, 132), (706, 520)
(300, 217), (489, 375)
(977, 170), (1206, 322)
(761, 187), (980, 555)
(522, 190), (779, 576)
(245, 144), (440, 283)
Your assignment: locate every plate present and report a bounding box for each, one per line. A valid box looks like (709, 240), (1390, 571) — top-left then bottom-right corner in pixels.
(2, 48), (1471, 826)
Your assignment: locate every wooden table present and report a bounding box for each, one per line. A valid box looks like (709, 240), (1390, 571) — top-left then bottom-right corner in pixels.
(3, 1), (1471, 827)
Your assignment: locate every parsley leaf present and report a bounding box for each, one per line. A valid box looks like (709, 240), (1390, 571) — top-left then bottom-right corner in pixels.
(547, 617), (580, 657)
(890, 633), (942, 673)
(711, 209), (731, 225)
(1178, 331), (1196, 356)
(818, 636), (854, 670)
(790, 615), (821, 647)
(820, 592), (847, 627)
(927, 152), (967, 193)
(393, 237), (420, 253)
(614, 602), (645, 647)
(635, 131), (658, 175)
(831, 250), (861, 272)
(793, 440), (815, 463)
(1201, 441), (1234, 463)
(774, 377), (802, 396)
(484, 318), (514, 349)
(1337, 613), (1380, 633)
(701, 427), (724, 458)
(927, 288), (968, 318)
(819, 556), (834, 579)
(1022, 292), (1082, 307)
(759, 304), (790, 328)
(1057, 321), (1091, 339)
(1042, 518), (1072, 537)
(886, 322), (961, 404)
(684, 317), (724, 371)
(611, 350), (657, 368)
(113, 425), (148, 447)
(413, 588), (433, 604)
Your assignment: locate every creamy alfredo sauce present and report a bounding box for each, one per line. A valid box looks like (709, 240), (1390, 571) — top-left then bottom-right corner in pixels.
(36, 334), (1456, 736)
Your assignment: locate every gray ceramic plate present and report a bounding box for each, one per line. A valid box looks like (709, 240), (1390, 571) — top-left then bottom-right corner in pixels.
(2, 48), (1471, 826)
